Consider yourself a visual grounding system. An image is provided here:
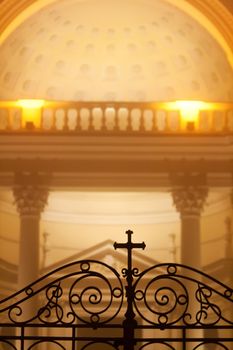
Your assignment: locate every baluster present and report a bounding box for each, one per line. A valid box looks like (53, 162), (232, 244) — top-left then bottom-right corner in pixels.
(170, 110), (180, 132)
(131, 108), (141, 132)
(63, 108), (69, 131)
(118, 107), (129, 132)
(210, 110), (215, 132)
(40, 108), (44, 131)
(51, 107), (56, 131)
(152, 108), (158, 132)
(126, 108), (131, 132)
(224, 109), (231, 132)
(115, 107), (120, 132)
(99, 107), (104, 131)
(198, 110), (208, 133)
(223, 109), (228, 132)
(12, 108), (22, 130)
(165, 110), (170, 132)
(144, 109), (154, 132)
(55, 108), (66, 131)
(139, 108), (144, 131)
(0, 108), (8, 130)
(75, 107), (80, 131)
(101, 107), (106, 131)
(90, 106), (102, 131)
(69, 108), (77, 131)
(6, 108), (10, 130)
(104, 107), (116, 131)
(80, 108), (91, 131)
(89, 107), (95, 131)
(156, 110), (166, 132)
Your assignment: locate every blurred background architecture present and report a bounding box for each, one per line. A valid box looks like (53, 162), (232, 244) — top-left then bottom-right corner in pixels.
(0, 0), (233, 299)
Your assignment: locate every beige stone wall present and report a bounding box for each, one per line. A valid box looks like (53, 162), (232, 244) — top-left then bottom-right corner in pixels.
(201, 207), (233, 265)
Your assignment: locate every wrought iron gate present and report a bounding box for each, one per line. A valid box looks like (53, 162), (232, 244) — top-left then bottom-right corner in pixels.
(0, 230), (232, 349)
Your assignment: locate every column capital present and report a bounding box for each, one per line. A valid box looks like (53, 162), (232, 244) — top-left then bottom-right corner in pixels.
(13, 185), (48, 217)
(172, 186), (208, 217)
(13, 172), (50, 217)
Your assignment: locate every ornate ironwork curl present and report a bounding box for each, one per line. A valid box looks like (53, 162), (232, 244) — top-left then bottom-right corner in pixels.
(134, 268), (188, 325)
(68, 271), (123, 325)
(0, 260), (123, 326)
(133, 263), (233, 327)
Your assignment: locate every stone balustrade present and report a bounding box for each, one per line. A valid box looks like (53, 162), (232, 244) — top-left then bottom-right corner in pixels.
(0, 100), (233, 134)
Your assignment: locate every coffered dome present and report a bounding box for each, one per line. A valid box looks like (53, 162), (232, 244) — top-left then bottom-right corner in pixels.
(0, 0), (232, 101)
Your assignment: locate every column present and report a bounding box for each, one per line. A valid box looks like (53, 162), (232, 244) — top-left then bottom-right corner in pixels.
(13, 183), (48, 289)
(172, 185), (208, 269)
(172, 185), (208, 349)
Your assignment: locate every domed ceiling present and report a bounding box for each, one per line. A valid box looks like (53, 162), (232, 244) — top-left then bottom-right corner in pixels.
(0, 0), (232, 102)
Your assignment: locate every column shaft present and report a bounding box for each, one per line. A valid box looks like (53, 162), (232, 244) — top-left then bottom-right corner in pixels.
(14, 183), (48, 289)
(19, 215), (40, 288)
(181, 215), (201, 268)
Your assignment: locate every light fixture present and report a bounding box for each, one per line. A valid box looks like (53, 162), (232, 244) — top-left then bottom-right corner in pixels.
(159, 100), (212, 131)
(17, 99), (45, 129)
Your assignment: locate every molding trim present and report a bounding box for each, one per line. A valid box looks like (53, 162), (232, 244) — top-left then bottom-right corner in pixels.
(0, 191), (231, 225)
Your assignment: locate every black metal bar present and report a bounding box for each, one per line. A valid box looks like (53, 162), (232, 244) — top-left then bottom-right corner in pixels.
(21, 326), (24, 350)
(72, 326), (75, 350)
(182, 328), (186, 350)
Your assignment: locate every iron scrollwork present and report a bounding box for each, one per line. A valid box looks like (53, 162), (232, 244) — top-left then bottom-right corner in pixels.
(0, 260), (124, 326)
(133, 262), (233, 327)
(0, 230), (233, 350)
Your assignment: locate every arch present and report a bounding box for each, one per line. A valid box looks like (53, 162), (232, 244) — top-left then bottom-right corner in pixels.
(81, 341), (117, 349)
(28, 339), (66, 350)
(139, 342), (175, 350)
(193, 342), (229, 350)
(0, 339), (17, 350)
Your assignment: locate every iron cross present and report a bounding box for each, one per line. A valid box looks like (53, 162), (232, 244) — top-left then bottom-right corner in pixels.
(114, 230), (146, 276)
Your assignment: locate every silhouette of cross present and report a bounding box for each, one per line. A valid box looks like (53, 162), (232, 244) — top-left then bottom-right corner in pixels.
(114, 230), (146, 274)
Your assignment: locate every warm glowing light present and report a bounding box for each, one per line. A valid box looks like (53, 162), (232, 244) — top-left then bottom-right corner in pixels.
(173, 101), (207, 121)
(158, 100), (215, 131)
(16, 100), (45, 128)
(17, 99), (45, 109)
